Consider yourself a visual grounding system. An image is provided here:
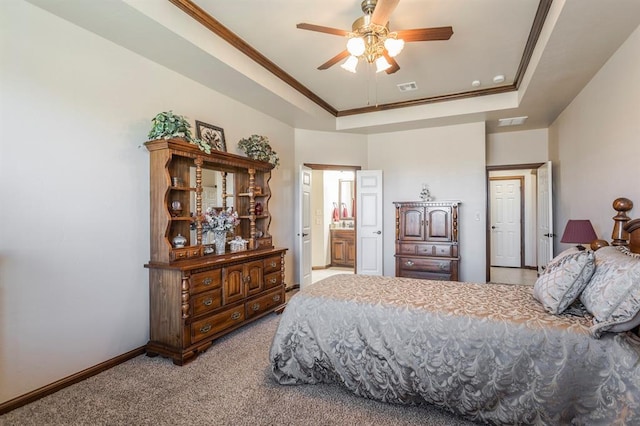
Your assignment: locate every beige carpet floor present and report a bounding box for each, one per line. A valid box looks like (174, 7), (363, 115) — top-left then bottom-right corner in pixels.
(1, 314), (478, 425)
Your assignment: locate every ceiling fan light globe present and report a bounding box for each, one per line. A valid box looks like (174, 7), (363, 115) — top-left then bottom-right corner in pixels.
(341, 55), (359, 73)
(346, 37), (366, 56)
(375, 56), (391, 73)
(384, 38), (404, 57)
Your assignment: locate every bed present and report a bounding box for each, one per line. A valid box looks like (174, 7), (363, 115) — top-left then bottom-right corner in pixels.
(270, 198), (640, 425)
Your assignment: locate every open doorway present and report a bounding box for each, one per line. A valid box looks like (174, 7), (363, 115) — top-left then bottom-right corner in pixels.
(486, 163), (544, 285)
(304, 164), (360, 284)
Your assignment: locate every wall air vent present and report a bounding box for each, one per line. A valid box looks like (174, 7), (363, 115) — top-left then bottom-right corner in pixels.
(497, 116), (528, 127)
(397, 82), (418, 92)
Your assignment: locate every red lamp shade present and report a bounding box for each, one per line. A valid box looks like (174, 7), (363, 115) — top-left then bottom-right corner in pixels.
(561, 220), (598, 249)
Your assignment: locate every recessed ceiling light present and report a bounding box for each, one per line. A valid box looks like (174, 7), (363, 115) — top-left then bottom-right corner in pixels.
(493, 75), (505, 84)
(397, 82), (418, 92)
(471, 80), (481, 87)
(498, 116), (528, 126)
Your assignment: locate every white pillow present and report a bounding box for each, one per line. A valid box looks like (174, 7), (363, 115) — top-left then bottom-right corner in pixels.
(533, 248), (595, 315)
(580, 246), (640, 336)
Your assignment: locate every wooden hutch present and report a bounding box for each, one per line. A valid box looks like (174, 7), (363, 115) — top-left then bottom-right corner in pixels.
(394, 201), (460, 281)
(145, 138), (286, 365)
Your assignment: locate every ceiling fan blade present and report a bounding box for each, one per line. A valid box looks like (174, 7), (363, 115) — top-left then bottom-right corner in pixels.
(396, 26), (454, 42)
(296, 23), (349, 37)
(383, 52), (400, 74)
(371, 0), (400, 26)
(318, 50), (350, 70)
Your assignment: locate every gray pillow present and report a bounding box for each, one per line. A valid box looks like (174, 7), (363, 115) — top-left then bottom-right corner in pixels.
(580, 246), (640, 337)
(533, 249), (595, 315)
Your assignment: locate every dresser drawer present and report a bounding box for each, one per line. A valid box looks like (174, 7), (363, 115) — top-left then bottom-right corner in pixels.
(263, 255), (282, 274)
(190, 269), (222, 295)
(399, 243), (456, 257)
(398, 257), (453, 273)
(191, 289), (222, 316)
(264, 271), (282, 290)
(191, 306), (245, 343)
(170, 247), (202, 262)
(400, 270), (453, 281)
(416, 244), (455, 257)
(245, 289), (284, 320)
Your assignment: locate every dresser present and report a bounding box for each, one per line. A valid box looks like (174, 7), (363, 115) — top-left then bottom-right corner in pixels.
(144, 138), (287, 365)
(394, 201), (460, 281)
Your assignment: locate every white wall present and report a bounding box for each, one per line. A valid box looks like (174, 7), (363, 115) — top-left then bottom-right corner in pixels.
(0, 1), (295, 403)
(549, 25), (640, 252)
(486, 129), (548, 166)
(368, 122), (487, 283)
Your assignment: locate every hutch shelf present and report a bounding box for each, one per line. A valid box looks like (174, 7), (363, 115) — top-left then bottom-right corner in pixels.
(144, 138), (287, 365)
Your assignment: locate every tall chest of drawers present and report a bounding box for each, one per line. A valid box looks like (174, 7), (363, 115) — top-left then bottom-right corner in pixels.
(394, 201), (460, 281)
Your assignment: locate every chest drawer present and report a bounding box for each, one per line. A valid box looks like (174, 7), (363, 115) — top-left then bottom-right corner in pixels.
(264, 271), (282, 290)
(191, 289), (222, 316)
(399, 243), (456, 257)
(245, 289), (284, 320)
(190, 269), (222, 295)
(191, 306), (245, 343)
(398, 257), (452, 273)
(263, 255), (282, 274)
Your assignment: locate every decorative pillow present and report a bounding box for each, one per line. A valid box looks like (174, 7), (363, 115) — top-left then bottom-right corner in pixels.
(579, 246), (640, 337)
(533, 249), (595, 315)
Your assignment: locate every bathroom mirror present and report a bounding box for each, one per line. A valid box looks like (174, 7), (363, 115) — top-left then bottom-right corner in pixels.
(339, 179), (354, 219)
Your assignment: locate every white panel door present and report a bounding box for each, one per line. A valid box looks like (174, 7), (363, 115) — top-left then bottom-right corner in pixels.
(356, 170), (383, 275)
(537, 161), (554, 274)
(490, 179), (522, 267)
(298, 165), (312, 288)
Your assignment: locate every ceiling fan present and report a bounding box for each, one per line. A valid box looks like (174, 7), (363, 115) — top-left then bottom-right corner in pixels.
(296, 0), (453, 74)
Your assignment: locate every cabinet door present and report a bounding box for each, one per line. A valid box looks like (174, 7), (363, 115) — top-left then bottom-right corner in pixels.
(331, 240), (346, 264)
(399, 207), (425, 241)
(223, 264), (245, 305)
(426, 207), (452, 242)
(346, 240), (356, 264)
(245, 260), (264, 296)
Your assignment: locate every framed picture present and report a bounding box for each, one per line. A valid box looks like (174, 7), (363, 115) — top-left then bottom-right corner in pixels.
(195, 120), (226, 152)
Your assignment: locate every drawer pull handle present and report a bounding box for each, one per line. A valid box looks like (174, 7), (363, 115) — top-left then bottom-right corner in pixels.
(405, 260), (414, 267)
(439, 263), (447, 270)
(202, 277), (213, 286)
(231, 311), (241, 320)
(273, 295), (281, 302)
(252, 303), (261, 311)
(269, 278), (277, 284)
(200, 324), (212, 333)
(203, 298), (213, 306)
(177, 252), (186, 258)
(270, 261), (277, 268)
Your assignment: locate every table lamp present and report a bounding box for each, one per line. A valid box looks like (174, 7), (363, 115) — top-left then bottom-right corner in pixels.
(560, 219), (597, 251)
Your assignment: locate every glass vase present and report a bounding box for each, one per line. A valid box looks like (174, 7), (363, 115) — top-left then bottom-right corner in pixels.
(213, 230), (227, 255)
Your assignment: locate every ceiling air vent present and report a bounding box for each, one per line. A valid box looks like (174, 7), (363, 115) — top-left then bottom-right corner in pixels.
(497, 116), (528, 127)
(397, 82), (418, 92)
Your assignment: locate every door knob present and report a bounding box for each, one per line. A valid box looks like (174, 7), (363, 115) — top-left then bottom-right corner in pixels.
(491, 226), (496, 229)
(301, 233), (309, 237)
(374, 230), (382, 235)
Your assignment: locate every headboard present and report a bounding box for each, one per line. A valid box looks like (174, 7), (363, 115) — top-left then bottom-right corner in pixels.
(591, 197), (639, 253)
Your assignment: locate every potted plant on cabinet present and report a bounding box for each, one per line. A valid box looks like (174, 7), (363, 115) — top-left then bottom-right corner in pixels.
(237, 134), (280, 167)
(147, 111), (212, 153)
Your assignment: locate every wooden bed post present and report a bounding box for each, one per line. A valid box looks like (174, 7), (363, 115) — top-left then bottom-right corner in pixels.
(611, 197), (633, 246)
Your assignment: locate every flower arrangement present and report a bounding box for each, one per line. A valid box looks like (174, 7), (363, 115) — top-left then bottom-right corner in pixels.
(238, 134), (280, 168)
(148, 111), (212, 154)
(202, 207), (240, 233)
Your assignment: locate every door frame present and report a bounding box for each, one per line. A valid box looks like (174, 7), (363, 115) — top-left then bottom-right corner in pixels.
(303, 163), (361, 274)
(486, 163), (544, 282)
(489, 176), (525, 267)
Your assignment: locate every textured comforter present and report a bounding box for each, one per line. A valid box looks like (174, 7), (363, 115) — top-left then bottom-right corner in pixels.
(270, 274), (640, 425)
